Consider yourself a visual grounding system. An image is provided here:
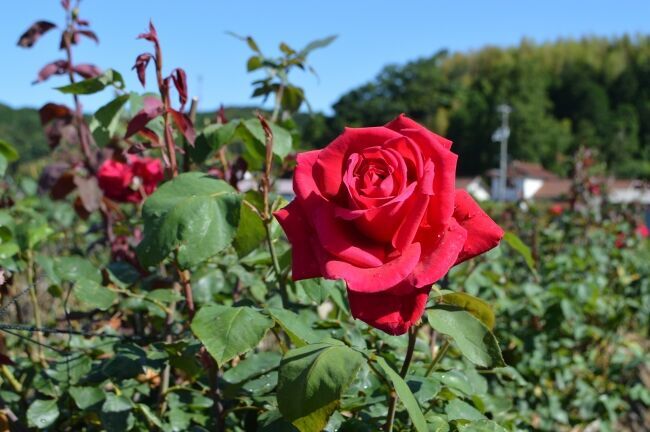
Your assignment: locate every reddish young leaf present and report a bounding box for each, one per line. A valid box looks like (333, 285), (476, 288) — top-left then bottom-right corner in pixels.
(217, 104), (228, 124)
(133, 53), (153, 87)
(125, 97), (164, 138)
(61, 0), (70, 10)
(136, 128), (162, 146)
(76, 29), (99, 44)
(17, 21), (56, 48)
(33, 60), (69, 83)
(73, 64), (102, 79)
(39, 103), (73, 125)
(170, 68), (188, 108)
(76, 18), (90, 26)
(137, 20), (159, 48)
(50, 171), (76, 199)
(170, 109), (196, 145)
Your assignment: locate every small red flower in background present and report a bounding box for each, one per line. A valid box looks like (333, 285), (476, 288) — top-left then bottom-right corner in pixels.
(275, 114), (503, 335)
(98, 155), (163, 203)
(636, 224), (649, 238)
(549, 203), (564, 216)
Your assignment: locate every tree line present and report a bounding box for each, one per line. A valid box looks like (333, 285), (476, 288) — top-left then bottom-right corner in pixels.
(316, 35), (650, 178)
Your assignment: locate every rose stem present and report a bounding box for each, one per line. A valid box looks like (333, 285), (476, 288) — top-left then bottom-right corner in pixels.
(62, 6), (96, 173)
(257, 113), (289, 307)
(26, 250), (46, 366)
(153, 31), (178, 178)
(385, 326), (418, 432)
(424, 339), (450, 377)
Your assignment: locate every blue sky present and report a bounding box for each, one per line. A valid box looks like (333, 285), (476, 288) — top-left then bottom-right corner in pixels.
(3, 1), (650, 114)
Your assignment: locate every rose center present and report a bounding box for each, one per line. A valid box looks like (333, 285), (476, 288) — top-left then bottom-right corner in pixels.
(355, 159), (393, 198)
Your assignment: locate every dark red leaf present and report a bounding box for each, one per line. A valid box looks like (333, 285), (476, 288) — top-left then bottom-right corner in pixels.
(39, 103), (73, 125)
(61, 0), (70, 10)
(76, 29), (99, 44)
(170, 68), (188, 108)
(137, 20), (159, 48)
(50, 171), (76, 199)
(170, 109), (196, 146)
(125, 97), (164, 138)
(217, 104), (228, 124)
(33, 60), (69, 84)
(38, 162), (70, 192)
(76, 19), (90, 26)
(17, 21), (56, 48)
(73, 63), (102, 79)
(132, 53), (153, 87)
(0, 354), (14, 366)
(44, 119), (76, 149)
(137, 127), (161, 146)
(74, 175), (102, 213)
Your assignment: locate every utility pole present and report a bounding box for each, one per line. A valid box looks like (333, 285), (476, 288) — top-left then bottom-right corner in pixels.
(492, 104), (511, 201)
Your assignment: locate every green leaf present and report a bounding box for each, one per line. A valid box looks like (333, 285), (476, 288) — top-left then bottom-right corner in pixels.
(503, 231), (535, 271)
(69, 386), (106, 409)
(56, 69), (125, 94)
(281, 85), (305, 113)
(241, 118), (292, 160)
(299, 35), (337, 58)
(136, 173), (241, 268)
(74, 278), (117, 310)
(55, 256), (102, 283)
(458, 420), (508, 432)
(247, 55), (264, 71)
(0, 139), (19, 162)
(102, 393), (132, 412)
(373, 357), (428, 432)
(90, 94), (129, 146)
(137, 403), (163, 428)
(277, 341), (364, 432)
(191, 304), (273, 366)
(0, 242), (19, 259)
(427, 306), (505, 368)
(0, 154), (7, 177)
(233, 191), (266, 256)
(27, 399), (60, 429)
(267, 308), (321, 347)
(441, 292), (495, 329)
(15, 217), (53, 250)
(146, 288), (183, 303)
(445, 399), (485, 421)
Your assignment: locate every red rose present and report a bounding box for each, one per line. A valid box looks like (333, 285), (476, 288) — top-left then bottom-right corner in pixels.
(98, 155), (163, 203)
(275, 115), (504, 335)
(549, 204), (564, 216)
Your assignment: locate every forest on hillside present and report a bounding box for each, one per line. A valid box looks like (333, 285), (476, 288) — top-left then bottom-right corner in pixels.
(325, 35), (650, 178)
(3, 35), (650, 178)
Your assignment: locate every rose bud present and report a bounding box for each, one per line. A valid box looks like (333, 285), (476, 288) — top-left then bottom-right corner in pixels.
(274, 115), (504, 335)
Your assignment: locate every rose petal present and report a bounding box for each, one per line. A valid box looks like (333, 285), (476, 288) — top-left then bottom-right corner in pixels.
(385, 113), (452, 150)
(409, 218), (467, 287)
(347, 284), (429, 335)
(324, 242), (421, 293)
(453, 190), (504, 264)
(313, 127), (403, 198)
(274, 200), (322, 280)
(295, 149), (386, 267)
(399, 128), (457, 230)
(334, 182), (417, 243)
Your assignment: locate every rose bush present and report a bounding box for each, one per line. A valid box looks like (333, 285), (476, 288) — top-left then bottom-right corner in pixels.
(97, 154), (163, 203)
(276, 115), (504, 334)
